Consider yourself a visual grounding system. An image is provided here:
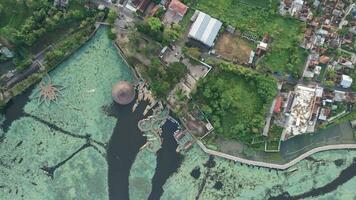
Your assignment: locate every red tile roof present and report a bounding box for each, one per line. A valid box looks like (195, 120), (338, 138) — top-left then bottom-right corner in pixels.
(274, 96), (283, 113)
(168, 0), (188, 16)
(319, 55), (330, 64)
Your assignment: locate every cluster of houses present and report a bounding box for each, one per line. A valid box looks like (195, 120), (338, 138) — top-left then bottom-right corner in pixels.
(120, 0), (355, 143)
(292, 0), (356, 88)
(126, 0), (224, 48)
(267, 0), (356, 141)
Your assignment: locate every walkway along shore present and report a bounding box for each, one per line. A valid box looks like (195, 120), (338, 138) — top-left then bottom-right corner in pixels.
(196, 140), (356, 170)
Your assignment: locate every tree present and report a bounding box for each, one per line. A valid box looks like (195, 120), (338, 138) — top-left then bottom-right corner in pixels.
(151, 0), (161, 4)
(163, 27), (179, 44)
(108, 28), (117, 40)
(192, 63), (277, 144)
(324, 80), (335, 89)
(326, 68), (336, 80)
(155, 7), (165, 18)
(0, 3), (3, 15)
(147, 17), (162, 32)
(107, 9), (117, 25)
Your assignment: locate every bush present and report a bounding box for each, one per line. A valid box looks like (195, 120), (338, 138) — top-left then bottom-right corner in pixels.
(108, 28), (117, 40)
(107, 9), (117, 25)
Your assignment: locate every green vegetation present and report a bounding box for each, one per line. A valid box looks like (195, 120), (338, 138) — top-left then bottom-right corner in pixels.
(107, 9), (118, 40)
(193, 63), (277, 143)
(15, 6), (90, 46)
(136, 17), (181, 44)
(194, 0), (307, 77)
(107, 9), (117, 25)
(137, 17), (164, 42)
(325, 109), (356, 128)
(163, 24), (181, 43)
(45, 13), (104, 68)
(8, 72), (43, 97)
(0, 0), (96, 67)
(145, 60), (187, 99)
(265, 141), (280, 151)
(351, 70), (356, 92)
(268, 124), (283, 141)
(0, 0), (38, 35)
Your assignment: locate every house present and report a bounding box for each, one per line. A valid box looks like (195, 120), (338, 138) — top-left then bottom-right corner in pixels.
(274, 96), (284, 113)
(188, 10), (222, 48)
(257, 42), (268, 51)
(340, 74), (353, 88)
(291, 0), (304, 16)
(256, 42), (268, 55)
(319, 55), (330, 64)
(163, 0), (188, 24)
(351, 120), (356, 128)
(131, 0), (151, 13)
(334, 90), (346, 102)
(318, 108), (331, 121)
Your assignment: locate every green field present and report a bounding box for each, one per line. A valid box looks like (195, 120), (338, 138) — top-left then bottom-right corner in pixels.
(194, 0), (307, 77)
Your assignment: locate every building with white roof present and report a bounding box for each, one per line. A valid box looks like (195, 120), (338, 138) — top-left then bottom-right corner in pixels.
(282, 85), (323, 140)
(188, 10), (222, 47)
(291, 0), (304, 15)
(340, 74), (353, 88)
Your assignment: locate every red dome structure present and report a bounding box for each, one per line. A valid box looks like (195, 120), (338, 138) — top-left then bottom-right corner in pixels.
(112, 81), (135, 105)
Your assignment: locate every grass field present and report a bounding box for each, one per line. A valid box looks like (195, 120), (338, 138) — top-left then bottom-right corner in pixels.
(194, 0), (307, 76)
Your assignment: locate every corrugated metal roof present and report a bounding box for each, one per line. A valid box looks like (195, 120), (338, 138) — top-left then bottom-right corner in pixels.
(188, 11), (222, 47)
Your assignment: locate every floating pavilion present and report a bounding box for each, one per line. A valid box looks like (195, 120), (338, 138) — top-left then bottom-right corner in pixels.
(112, 81), (135, 105)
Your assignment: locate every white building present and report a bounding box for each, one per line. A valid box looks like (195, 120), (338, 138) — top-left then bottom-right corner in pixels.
(340, 74), (353, 88)
(282, 85), (323, 140)
(291, 0), (304, 15)
(188, 10), (222, 47)
(54, 0), (69, 8)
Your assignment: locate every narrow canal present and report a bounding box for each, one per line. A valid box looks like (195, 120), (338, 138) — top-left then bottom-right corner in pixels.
(1, 85), (34, 131)
(2, 87), (356, 200)
(106, 100), (148, 200)
(148, 119), (182, 200)
(269, 157), (356, 200)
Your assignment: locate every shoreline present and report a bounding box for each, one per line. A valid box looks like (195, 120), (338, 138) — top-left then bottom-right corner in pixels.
(197, 140), (356, 170)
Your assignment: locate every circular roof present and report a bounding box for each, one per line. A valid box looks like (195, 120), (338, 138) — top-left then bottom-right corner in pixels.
(112, 81), (135, 105)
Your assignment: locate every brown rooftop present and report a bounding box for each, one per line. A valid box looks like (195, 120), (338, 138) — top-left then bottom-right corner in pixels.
(112, 81), (135, 105)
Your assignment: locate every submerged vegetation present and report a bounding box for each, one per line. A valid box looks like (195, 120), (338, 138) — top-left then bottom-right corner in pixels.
(193, 63), (277, 143)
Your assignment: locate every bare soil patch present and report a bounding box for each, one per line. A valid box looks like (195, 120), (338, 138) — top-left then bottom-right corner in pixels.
(214, 33), (253, 64)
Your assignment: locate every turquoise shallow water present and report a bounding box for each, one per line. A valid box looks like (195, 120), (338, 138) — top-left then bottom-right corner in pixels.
(0, 26), (134, 200)
(1, 25), (356, 200)
(157, 145), (356, 200)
